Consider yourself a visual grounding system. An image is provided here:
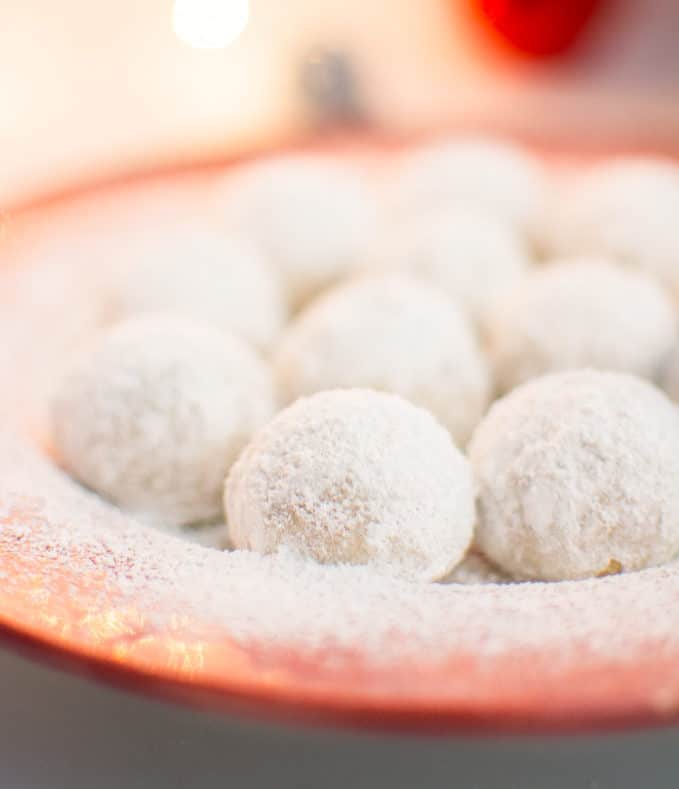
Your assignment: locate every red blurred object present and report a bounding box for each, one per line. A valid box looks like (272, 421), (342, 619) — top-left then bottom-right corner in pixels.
(476, 0), (603, 56)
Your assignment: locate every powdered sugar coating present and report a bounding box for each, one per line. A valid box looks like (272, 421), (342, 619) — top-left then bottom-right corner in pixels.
(469, 370), (679, 581)
(393, 137), (547, 238)
(274, 276), (491, 445)
(116, 222), (286, 350)
(52, 317), (275, 527)
(225, 389), (475, 581)
(215, 156), (379, 309)
(8, 429), (679, 685)
(367, 208), (531, 327)
(543, 158), (679, 294)
(487, 258), (676, 393)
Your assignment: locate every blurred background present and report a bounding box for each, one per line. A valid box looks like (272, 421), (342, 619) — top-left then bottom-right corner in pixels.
(1, 0), (678, 205)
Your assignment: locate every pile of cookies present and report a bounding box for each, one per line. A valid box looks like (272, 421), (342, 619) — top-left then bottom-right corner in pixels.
(50, 137), (679, 583)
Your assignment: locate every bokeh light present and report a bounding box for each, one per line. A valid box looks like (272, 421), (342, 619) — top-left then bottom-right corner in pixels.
(172, 0), (249, 50)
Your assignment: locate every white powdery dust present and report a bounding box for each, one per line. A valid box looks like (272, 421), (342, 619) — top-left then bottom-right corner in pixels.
(274, 276), (491, 446)
(51, 316), (275, 527)
(470, 370), (679, 581)
(391, 136), (547, 240)
(543, 157), (679, 294)
(5, 151), (679, 675)
(487, 258), (677, 394)
(3, 431), (679, 667)
(115, 222), (287, 351)
(366, 208), (531, 329)
(214, 155), (380, 310)
(225, 389), (475, 582)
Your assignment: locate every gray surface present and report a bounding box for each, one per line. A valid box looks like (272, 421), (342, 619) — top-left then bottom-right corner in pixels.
(0, 644), (678, 789)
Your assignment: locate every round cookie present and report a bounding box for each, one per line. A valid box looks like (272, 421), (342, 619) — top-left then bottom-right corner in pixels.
(543, 157), (679, 294)
(469, 369), (679, 581)
(52, 316), (275, 527)
(215, 155), (379, 309)
(368, 208), (530, 327)
(487, 258), (676, 393)
(392, 136), (547, 239)
(117, 222), (286, 351)
(225, 389), (475, 581)
(273, 275), (491, 445)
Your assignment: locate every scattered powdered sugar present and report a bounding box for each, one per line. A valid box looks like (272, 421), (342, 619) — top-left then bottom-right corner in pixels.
(3, 430), (679, 668)
(4, 155), (679, 682)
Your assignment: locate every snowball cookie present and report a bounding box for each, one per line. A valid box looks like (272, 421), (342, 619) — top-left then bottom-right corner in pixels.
(367, 208), (531, 327)
(52, 317), (275, 527)
(215, 155), (379, 309)
(469, 369), (679, 581)
(225, 389), (475, 581)
(273, 276), (491, 445)
(392, 136), (546, 239)
(543, 157), (679, 294)
(116, 222), (286, 351)
(487, 258), (676, 394)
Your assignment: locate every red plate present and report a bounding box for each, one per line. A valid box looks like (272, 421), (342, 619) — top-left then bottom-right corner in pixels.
(2, 141), (679, 735)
